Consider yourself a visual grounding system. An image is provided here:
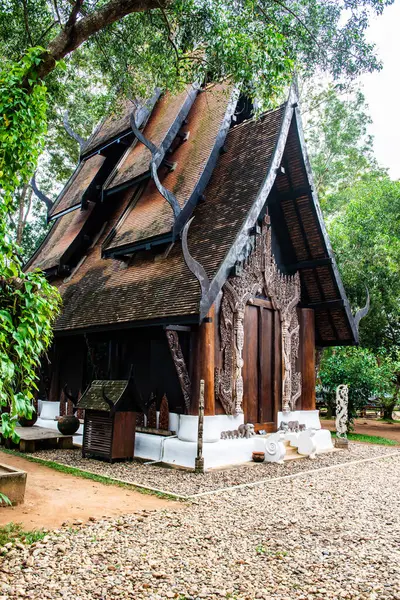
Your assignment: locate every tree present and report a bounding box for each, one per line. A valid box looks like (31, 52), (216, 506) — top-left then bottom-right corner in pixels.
(2, 0), (394, 252)
(328, 173), (400, 354)
(304, 82), (379, 204)
(319, 347), (399, 426)
(0, 0), (394, 436)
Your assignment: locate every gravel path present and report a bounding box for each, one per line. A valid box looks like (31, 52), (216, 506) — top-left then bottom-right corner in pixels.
(1, 450), (399, 599)
(31, 444), (397, 496)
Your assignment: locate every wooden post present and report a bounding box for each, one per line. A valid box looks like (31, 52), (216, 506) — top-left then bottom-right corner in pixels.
(298, 308), (316, 410)
(197, 305), (215, 416)
(195, 380), (205, 473)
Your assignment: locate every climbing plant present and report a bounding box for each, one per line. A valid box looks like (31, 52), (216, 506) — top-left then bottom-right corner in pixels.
(0, 49), (61, 439)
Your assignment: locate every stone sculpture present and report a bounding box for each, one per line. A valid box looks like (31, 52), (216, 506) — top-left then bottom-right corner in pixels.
(297, 428), (317, 459)
(220, 423), (255, 440)
(278, 421), (289, 433)
(238, 423), (256, 438)
(264, 431), (286, 463)
(279, 420), (305, 434)
(335, 384), (349, 448)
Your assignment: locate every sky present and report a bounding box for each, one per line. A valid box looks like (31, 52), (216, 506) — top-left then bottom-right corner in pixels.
(360, 1), (400, 179)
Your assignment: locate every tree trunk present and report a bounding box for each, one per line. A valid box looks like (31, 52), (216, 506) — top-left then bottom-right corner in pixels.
(16, 184), (33, 246)
(382, 402), (396, 421)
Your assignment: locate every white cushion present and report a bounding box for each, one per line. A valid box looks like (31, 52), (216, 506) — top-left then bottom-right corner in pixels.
(40, 401), (60, 421)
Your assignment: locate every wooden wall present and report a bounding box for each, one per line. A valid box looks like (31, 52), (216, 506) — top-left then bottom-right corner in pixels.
(297, 308), (316, 410)
(49, 327), (188, 415)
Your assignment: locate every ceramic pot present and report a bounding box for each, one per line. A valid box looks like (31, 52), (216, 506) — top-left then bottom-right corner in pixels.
(252, 451), (265, 463)
(19, 411), (38, 427)
(57, 415), (80, 436)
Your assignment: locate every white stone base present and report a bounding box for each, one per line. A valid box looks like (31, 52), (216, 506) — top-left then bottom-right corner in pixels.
(134, 432), (256, 470)
(32, 409), (334, 470)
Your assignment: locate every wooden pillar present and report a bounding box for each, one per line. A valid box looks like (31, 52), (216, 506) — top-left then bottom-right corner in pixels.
(197, 305), (216, 416)
(298, 308), (316, 410)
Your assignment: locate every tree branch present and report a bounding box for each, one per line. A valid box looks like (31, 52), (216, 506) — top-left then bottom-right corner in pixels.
(34, 0), (169, 82)
(30, 173), (54, 213)
(22, 0), (33, 46)
(66, 0), (84, 27)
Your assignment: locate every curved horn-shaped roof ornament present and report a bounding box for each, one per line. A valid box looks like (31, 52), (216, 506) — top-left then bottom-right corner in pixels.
(63, 111), (87, 153)
(101, 384), (115, 413)
(30, 172), (53, 213)
(182, 217), (211, 321)
(129, 110), (182, 220)
(63, 384), (79, 414)
(354, 287), (370, 331)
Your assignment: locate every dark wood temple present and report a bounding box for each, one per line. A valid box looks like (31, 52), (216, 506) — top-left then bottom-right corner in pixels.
(27, 83), (357, 432)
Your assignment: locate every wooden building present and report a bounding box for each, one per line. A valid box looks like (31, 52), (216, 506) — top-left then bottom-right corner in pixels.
(27, 83), (358, 468)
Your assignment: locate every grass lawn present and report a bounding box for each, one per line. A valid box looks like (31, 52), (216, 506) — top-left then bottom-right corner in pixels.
(331, 432), (398, 446)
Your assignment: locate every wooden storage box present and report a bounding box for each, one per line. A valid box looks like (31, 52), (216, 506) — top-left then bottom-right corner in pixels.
(78, 380), (137, 462)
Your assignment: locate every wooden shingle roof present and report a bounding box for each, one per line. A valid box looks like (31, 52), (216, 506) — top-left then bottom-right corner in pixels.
(27, 85), (357, 346)
(77, 380), (128, 411)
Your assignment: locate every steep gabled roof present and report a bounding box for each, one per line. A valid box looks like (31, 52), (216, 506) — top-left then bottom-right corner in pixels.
(48, 154), (106, 220)
(82, 98), (133, 157)
(104, 85), (197, 193)
(27, 85), (357, 347)
(103, 84), (237, 255)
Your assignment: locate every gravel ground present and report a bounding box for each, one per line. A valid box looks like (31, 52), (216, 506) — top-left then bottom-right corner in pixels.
(30, 444), (397, 496)
(1, 451), (399, 600)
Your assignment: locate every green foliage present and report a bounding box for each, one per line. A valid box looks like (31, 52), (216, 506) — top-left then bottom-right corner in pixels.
(305, 83), (379, 202)
(319, 347), (399, 425)
(0, 492), (11, 505)
(328, 173), (400, 353)
(0, 522), (47, 548)
(0, 49), (61, 438)
(0, 47), (47, 194)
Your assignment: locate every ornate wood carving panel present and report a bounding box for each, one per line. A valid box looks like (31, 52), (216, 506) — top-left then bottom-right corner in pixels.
(216, 216), (301, 415)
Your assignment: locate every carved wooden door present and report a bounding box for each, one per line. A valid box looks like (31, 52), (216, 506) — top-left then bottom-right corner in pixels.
(242, 298), (281, 432)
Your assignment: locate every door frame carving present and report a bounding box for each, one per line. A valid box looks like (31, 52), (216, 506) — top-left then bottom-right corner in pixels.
(216, 215), (301, 416)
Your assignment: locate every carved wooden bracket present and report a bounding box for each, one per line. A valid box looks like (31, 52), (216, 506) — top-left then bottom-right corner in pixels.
(166, 329), (191, 413)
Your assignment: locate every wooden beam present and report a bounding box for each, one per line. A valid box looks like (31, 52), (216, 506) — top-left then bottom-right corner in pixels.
(286, 257), (331, 271)
(303, 299), (344, 310)
(276, 185), (312, 202)
(164, 325), (192, 332)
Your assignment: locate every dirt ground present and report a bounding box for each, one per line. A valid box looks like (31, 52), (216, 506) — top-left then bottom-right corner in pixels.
(0, 452), (178, 531)
(322, 418), (400, 443)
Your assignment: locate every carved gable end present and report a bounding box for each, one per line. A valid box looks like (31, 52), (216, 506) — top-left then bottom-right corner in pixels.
(216, 216), (301, 416)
